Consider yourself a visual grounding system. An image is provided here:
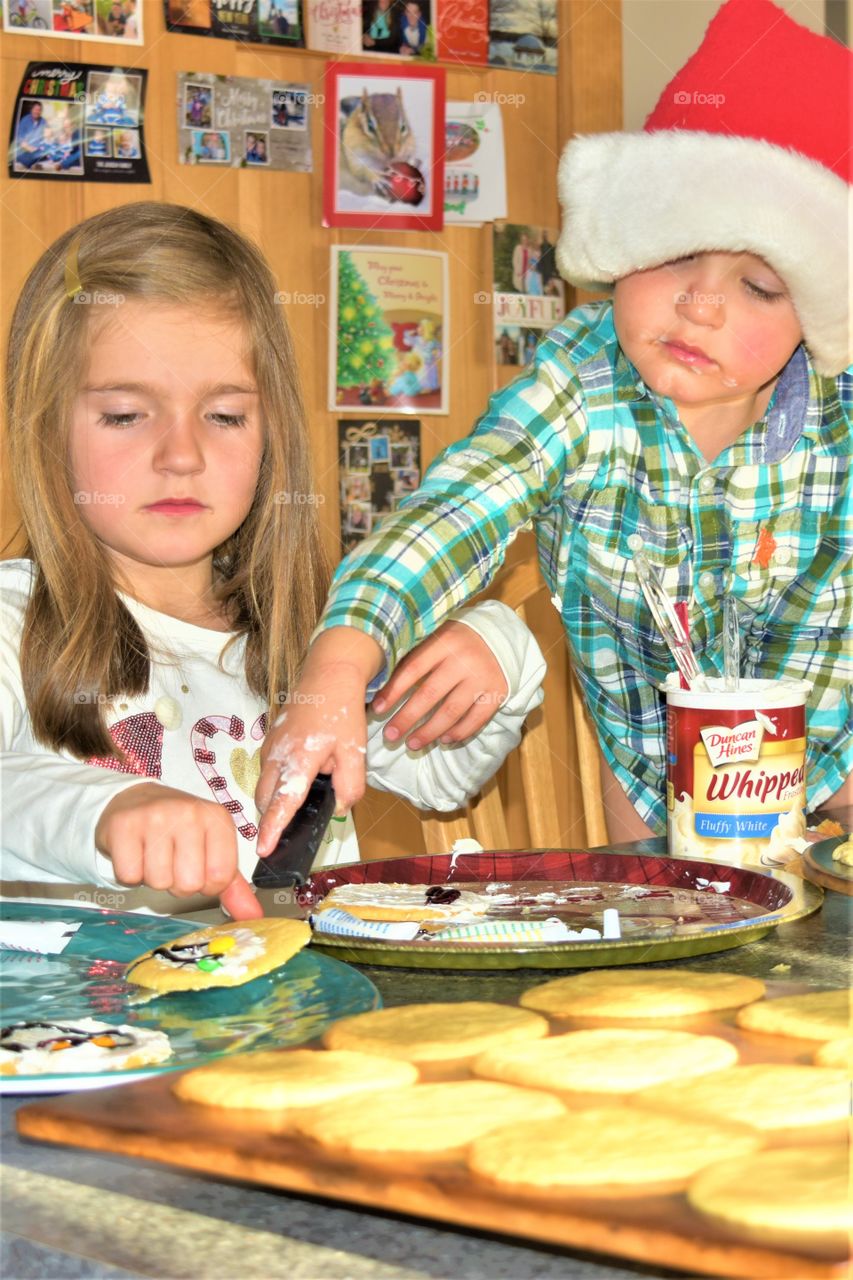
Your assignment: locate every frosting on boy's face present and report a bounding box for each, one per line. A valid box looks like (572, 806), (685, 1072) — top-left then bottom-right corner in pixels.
(612, 251), (803, 431)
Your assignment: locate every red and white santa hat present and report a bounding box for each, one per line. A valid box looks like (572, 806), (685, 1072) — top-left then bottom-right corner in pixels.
(556, 0), (851, 376)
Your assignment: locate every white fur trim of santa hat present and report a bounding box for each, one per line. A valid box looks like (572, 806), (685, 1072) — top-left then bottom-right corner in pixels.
(556, 130), (852, 377)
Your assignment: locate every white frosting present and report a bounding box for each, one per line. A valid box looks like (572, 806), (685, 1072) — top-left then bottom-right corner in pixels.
(763, 805), (807, 866)
(152, 927), (267, 979)
(0, 1017), (172, 1075)
(318, 883), (490, 919)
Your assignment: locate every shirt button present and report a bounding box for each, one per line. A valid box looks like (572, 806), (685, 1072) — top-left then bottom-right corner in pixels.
(698, 571), (716, 591)
(698, 475), (716, 494)
(774, 547), (792, 565)
(627, 533), (644, 551)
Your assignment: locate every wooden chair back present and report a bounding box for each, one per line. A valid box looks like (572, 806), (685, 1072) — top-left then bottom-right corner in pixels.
(419, 538), (609, 854)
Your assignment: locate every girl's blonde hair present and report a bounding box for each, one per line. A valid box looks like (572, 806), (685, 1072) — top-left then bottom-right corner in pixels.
(5, 201), (329, 759)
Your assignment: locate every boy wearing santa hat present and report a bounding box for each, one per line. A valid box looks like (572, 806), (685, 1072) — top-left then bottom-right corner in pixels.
(257, 0), (851, 851)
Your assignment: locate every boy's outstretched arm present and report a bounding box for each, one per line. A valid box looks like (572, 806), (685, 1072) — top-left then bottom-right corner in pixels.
(255, 627), (382, 855)
(256, 344), (576, 851)
(254, 615), (516, 854)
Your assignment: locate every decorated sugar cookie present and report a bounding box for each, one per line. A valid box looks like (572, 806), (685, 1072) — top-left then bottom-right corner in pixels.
(315, 883), (491, 923)
(0, 1018), (171, 1075)
(126, 918), (311, 993)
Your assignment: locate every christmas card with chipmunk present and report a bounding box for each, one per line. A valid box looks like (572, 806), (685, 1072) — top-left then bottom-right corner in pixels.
(323, 61), (445, 230)
(329, 246), (448, 414)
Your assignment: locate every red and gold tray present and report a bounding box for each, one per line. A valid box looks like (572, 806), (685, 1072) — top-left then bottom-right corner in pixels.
(296, 849), (822, 969)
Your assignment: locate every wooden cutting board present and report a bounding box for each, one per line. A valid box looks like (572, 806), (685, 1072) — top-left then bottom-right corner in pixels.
(16, 1002), (851, 1280)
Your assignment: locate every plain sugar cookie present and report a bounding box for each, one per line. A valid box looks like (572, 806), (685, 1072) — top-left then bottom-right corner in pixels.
(467, 1107), (761, 1195)
(637, 1063), (849, 1133)
(687, 1147), (852, 1252)
(294, 1080), (565, 1157)
(322, 1001), (549, 1067)
(519, 968), (765, 1019)
(173, 1048), (418, 1110)
(735, 989), (851, 1042)
(471, 1028), (739, 1095)
(813, 1037), (853, 1070)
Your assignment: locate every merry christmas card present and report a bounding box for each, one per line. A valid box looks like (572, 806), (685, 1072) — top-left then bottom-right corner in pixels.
(330, 245), (448, 414)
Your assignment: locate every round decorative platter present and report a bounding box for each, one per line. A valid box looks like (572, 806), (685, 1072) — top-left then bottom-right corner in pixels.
(0, 902), (380, 1093)
(300, 849), (823, 971)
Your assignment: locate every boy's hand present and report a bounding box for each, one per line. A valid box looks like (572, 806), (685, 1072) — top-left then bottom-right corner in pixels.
(372, 619), (508, 750)
(255, 628), (384, 856)
(95, 783), (262, 918)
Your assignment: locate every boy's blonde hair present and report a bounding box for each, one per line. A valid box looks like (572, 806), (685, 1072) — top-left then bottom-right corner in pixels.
(5, 201), (329, 759)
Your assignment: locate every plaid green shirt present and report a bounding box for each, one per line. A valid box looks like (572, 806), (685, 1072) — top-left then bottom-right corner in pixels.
(322, 302), (852, 829)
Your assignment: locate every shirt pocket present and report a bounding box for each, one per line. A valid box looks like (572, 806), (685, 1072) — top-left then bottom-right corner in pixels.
(730, 508), (835, 626)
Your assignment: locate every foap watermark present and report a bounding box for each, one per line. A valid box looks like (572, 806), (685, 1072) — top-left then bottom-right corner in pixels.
(73, 888), (130, 908)
(675, 290), (726, 307)
(273, 490), (326, 505)
(274, 290), (326, 307)
(73, 488), (126, 504)
(74, 490), (126, 506)
(475, 691), (508, 708)
(474, 290), (492, 305)
(274, 690), (327, 707)
(73, 689), (112, 706)
(73, 290), (125, 307)
(473, 90), (526, 107)
(673, 90), (725, 108)
(271, 887), (315, 907)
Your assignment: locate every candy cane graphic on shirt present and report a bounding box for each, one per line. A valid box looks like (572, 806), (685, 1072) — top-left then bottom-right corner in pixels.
(191, 713), (267, 842)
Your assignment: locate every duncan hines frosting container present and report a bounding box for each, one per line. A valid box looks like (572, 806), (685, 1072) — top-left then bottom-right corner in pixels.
(665, 677), (810, 870)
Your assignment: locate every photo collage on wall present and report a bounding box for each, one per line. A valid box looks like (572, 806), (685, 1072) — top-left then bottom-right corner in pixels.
(3, 0), (557, 74)
(492, 221), (565, 368)
(338, 418), (421, 554)
(9, 61), (149, 182)
(178, 73), (312, 171)
(2, 0), (142, 42)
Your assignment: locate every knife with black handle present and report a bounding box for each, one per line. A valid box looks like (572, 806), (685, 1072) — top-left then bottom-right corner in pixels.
(252, 773), (336, 890)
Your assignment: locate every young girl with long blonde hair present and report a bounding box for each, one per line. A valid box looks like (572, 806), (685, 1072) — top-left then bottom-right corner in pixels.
(2, 202), (545, 915)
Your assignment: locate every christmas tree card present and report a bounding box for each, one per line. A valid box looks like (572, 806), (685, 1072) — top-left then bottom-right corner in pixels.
(330, 245), (448, 414)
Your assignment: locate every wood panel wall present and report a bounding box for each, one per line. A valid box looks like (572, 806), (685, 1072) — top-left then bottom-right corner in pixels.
(1, 0), (622, 858)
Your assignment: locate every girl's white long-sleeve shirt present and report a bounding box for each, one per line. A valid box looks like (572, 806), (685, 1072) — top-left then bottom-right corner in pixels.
(0, 559), (545, 907)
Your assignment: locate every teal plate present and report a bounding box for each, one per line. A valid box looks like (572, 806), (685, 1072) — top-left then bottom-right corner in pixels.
(807, 836), (853, 882)
(0, 903), (380, 1094)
